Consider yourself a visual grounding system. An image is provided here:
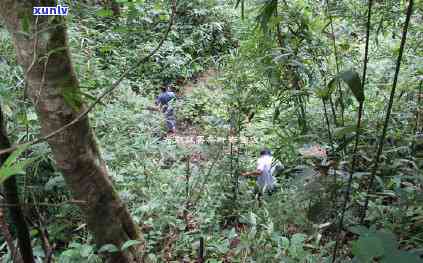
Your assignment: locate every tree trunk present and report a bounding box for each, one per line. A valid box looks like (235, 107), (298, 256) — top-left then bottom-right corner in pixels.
(110, 0), (121, 17)
(0, 104), (34, 263)
(84, 0), (121, 17)
(0, 207), (23, 263)
(0, 1), (142, 262)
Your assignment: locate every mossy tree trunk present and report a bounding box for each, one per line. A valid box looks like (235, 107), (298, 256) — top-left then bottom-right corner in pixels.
(0, 1), (142, 262)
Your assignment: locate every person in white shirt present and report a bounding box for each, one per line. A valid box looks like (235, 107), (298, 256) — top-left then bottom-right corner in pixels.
(241, 148), (278, 195)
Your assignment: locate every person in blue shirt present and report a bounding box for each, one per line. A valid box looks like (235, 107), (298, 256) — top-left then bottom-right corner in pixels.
(155, 85), (176, 135)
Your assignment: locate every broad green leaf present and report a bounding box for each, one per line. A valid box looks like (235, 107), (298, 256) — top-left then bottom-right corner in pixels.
(154, 2), (162, 12)
(98, 244), (119, 253)
(3, 145), (26, 167)
(30, 229), (39, 237)
(62, 88), (83, 111)
(316, 77), (337, 100)
(281, 236), (290, 248)
(159, 14), (169, 21)
(0, 167), (24, 183)
(333, 125), (357, 138)
(339, 70), (364, 103)
(291, 233), (307, 245)
(352, 235), (384, 261)
(0, 157), (38, 184)
(249, 212), (257, 226)
(32, 245), (45, 258)
(46, 47), (67, 58)
(69, 242), (81, 249)
(96, 9), (113, 17)
(79, 244), (93, 258)
(376, 230), (397, 253)
(21, 14), (31, 33)
(121, 240), (142, 251)
(269, 16), (283, 27)
(147, 254), (158, 262)
(382, 251), (422, 263)
(0, 145), (36, 184)
(348, 225), (369, 236)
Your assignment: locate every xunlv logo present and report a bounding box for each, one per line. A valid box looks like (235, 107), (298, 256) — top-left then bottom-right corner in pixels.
(33, 5), (69, 16)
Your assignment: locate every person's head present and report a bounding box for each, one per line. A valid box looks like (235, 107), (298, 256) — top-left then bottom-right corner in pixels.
(160, 86), (167, 92)
(260, 148), (271, 156)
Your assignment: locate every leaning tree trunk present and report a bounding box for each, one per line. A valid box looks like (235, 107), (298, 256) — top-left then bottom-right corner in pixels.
(0, 104), (34, 263)
(0, 206), (24, 263)
(0, 1), (142, 262)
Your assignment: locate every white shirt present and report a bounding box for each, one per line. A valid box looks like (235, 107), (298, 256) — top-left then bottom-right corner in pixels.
(256, 155), (276, 190)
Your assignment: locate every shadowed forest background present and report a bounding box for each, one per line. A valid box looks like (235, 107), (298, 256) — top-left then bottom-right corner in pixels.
(0, 0), (422, 262)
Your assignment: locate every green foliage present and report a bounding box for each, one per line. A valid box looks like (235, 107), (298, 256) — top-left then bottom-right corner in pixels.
(67, 0), (237, 95)
(338, 70), (364, 103)
(317, 70), (364, 104)
(0, 146), (37, 184)
(97, 239), (142, 253)
(1, 0), (423, 262)
(121, 240), (143, 251)
(350, 226), (422, 263)
(58, 242), (101, 263)
(98, 244), (119, 253)
(62, 88), (84, 111)
(229, 210), (325, 262)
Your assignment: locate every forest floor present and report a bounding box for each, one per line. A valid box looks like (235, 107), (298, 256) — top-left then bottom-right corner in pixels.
(179, 69), (218, 96)
(159, 69), (222, 262)
(174, 69), (219, 161)
(176, 69), (218, 134)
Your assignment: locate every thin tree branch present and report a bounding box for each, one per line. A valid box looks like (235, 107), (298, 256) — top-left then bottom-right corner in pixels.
(359, 0), (414, 224)
(323, 98), (334, 150)
(414, 80), (423, 134)
(191, 146), (223, 206)
(331, 0), (374, 261)
(325, 0), (345, 127)
(0, 199), (87, 208)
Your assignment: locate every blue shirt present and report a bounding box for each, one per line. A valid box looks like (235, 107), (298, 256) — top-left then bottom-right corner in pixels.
(156, 91), (175, 108)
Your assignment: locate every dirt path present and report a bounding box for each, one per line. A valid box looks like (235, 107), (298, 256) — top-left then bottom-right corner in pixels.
(179, 69), (217, 95)
(159, 69), (219, 261)
(174, 69), (218, 150)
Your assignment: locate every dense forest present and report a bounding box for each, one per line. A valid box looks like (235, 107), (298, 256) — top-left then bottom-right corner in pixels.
(0, 0), (422, 262)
